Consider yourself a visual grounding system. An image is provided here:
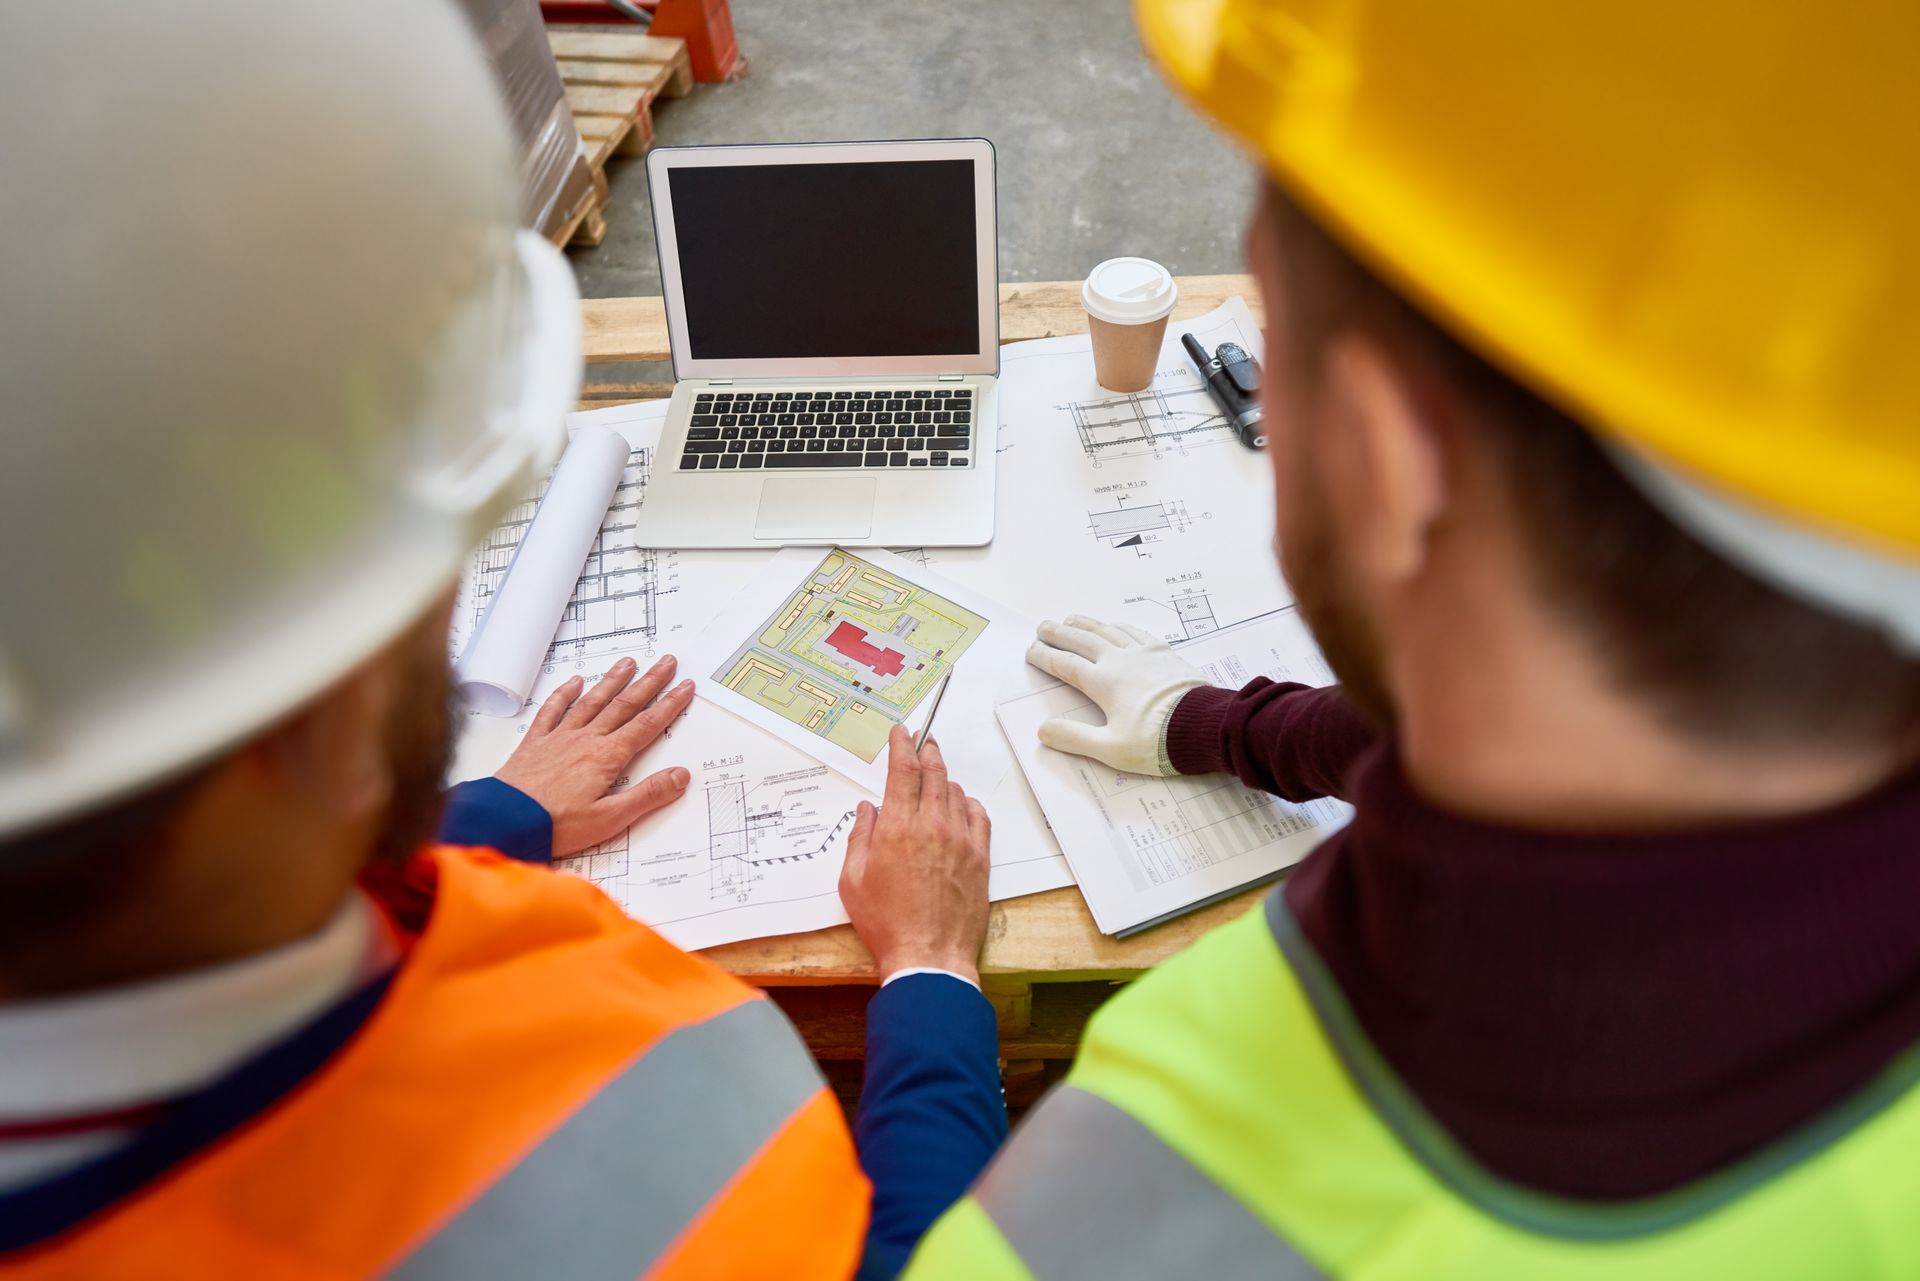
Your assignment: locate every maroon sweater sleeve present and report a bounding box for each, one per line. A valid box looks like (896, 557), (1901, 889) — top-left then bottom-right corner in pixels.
(1163, 681), (1380, 802)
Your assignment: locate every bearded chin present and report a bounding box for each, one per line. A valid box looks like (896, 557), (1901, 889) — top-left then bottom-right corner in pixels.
(371, 652), (458, 868)
(1278, 501), (1399, 732)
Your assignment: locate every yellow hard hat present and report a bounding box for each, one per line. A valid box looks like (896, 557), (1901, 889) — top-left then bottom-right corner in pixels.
(1138, 0), (1920, 566)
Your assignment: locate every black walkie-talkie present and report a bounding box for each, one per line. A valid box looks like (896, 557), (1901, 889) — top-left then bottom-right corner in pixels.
(1181, 332), (1265, 449)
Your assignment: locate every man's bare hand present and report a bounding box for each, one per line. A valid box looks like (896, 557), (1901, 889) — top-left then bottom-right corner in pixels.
(839, 727), (992, 984)
(493, 655), (695, 857)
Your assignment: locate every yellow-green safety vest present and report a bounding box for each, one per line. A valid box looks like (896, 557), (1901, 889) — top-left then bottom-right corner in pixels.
(907, 889), (1920, 1279)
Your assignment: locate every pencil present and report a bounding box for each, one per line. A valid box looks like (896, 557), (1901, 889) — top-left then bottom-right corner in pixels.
(913, 671), (954, 753)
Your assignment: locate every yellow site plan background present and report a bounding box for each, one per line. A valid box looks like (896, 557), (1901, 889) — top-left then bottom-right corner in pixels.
(713, 548), (990, 763)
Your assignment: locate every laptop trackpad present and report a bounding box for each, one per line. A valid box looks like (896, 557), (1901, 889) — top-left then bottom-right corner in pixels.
(753, 476), (876, 541)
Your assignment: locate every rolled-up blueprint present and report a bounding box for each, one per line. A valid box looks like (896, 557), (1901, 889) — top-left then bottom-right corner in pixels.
(456, 424), (631, 715)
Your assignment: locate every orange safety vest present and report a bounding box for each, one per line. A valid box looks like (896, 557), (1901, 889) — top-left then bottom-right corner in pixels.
(7, 845), (869, 1279)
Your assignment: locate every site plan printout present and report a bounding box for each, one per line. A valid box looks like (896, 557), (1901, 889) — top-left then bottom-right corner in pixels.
(714, 549), (989, 766)
(997, 609), (1353, 937)
(449, 403), (1072, 950)
(690, 544), (1050, 797)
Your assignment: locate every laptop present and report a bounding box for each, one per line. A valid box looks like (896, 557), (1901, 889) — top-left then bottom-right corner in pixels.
(631, 139), (1000, 548)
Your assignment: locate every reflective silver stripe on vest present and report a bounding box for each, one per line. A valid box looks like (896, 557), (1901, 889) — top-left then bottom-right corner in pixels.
(975, 1085), (1327, 1281)
(387, 998), (823, 1280)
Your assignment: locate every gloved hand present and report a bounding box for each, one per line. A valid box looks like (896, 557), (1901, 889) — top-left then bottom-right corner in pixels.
(1024, 616), (1212, 776)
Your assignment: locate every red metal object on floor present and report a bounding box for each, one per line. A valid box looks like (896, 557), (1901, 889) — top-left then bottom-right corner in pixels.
(649, 0), (742, 81)
(538, 0), (743, 82)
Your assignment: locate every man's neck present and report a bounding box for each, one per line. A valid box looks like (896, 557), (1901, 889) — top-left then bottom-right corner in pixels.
(1392, 602), (1907, 833)
(0, 799), (376, 1001)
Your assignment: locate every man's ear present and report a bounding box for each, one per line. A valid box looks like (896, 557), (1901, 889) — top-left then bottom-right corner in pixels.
(252, 658), (398, 827)
(1319, 332), (1448, 586)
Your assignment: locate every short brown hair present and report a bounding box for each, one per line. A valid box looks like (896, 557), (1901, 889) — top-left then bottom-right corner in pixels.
(1265, 185), (1920, 752)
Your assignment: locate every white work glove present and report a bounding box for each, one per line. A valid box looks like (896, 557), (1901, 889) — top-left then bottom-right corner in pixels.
(1024, 616), (1211, 777)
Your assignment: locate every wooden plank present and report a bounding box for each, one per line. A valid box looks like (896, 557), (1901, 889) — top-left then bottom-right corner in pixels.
(550, 167), (610, 251)
(577, 380), (673, 409)
(574, 115), (632, 169)
(543, 157), (602, 249)
(764, 982), (1047, 1060)
(701, 882), (1269, 985)
(993, 274), (1262, 344)
(570, 207), (608, 248)
(580, 295), (667, 362)
(548, 30), (687, 64)
(982, 975), (1034, 1039)
(615, 106), (654, 156)
(764, 987), (867, 1060)
(564, 83), (648, 119)
(548, 30), (695, 98)
(658, 57), (695, 100)
(555, 58), (665, 89)
(579, 275), (1263, 365)
(1001, 983), (1123, 1059)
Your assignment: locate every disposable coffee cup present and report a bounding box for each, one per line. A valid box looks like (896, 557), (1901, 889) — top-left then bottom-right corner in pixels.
(1082, 257), (1178, 392)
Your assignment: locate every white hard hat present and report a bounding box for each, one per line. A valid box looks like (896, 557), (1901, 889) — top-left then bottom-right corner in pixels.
(0, 0), (583, 839)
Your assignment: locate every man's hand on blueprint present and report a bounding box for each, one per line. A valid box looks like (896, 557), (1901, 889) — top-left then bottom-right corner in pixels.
(493, 654), (696, 857)
(840, 728), (992, 984)
(1026, 617), (1212, 777)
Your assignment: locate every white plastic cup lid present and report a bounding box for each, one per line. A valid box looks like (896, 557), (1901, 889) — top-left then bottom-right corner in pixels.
(1082, 257), (1178, 325)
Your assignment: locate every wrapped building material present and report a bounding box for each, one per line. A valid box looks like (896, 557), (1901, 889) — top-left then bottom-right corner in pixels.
(457, 0), (592, 238)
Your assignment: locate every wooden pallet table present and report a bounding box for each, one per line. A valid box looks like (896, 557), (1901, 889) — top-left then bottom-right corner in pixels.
(575, 274), (1272, 1112)
(575, 273), (1264, 406)
(544, 29), (694, 248)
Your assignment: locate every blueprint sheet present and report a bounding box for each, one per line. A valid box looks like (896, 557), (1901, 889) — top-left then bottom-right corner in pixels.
(997, 609), (1353, 937)
(448, 402), (1072, 950)
(904, 298), (1292, 639)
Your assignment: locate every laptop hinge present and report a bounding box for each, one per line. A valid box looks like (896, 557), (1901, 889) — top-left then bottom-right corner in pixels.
(706, 378), (734, 386)
(936, 373), (966, 382)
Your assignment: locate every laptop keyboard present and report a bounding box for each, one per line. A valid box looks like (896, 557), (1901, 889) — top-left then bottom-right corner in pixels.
(676, 387), (976, 472)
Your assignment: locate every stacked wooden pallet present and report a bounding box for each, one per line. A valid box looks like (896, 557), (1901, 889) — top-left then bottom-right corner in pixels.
(545, 30), (695, 247)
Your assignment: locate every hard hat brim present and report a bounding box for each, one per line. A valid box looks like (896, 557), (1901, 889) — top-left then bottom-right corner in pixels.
(1134, 0), (1920, 564)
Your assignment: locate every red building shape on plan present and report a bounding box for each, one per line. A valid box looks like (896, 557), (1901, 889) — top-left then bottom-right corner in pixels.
(826, 621), (907, 678)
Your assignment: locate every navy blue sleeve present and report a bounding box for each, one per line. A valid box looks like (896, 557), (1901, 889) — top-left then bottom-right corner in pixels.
(854, 973), (1007, 1279)
(436, 778), (553, 864)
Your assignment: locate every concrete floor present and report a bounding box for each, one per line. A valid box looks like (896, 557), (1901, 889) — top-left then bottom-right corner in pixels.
(567, 0), (1256, 301)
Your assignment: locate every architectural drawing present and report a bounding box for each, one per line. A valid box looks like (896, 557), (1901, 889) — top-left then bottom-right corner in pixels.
(463, 440), (677, 674)
(701, 773), (858, 900)
(713, 549), (990, 763)
(1086, 496), (1200, 556)
(1169, 587), (1219, 637)
(1120, 584), (1224, 642)
(559, 762), (859, 910)
(1064, 385), (1235, 463)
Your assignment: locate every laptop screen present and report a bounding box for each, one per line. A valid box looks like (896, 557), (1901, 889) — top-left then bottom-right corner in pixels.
(667, 159), (980, 361)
